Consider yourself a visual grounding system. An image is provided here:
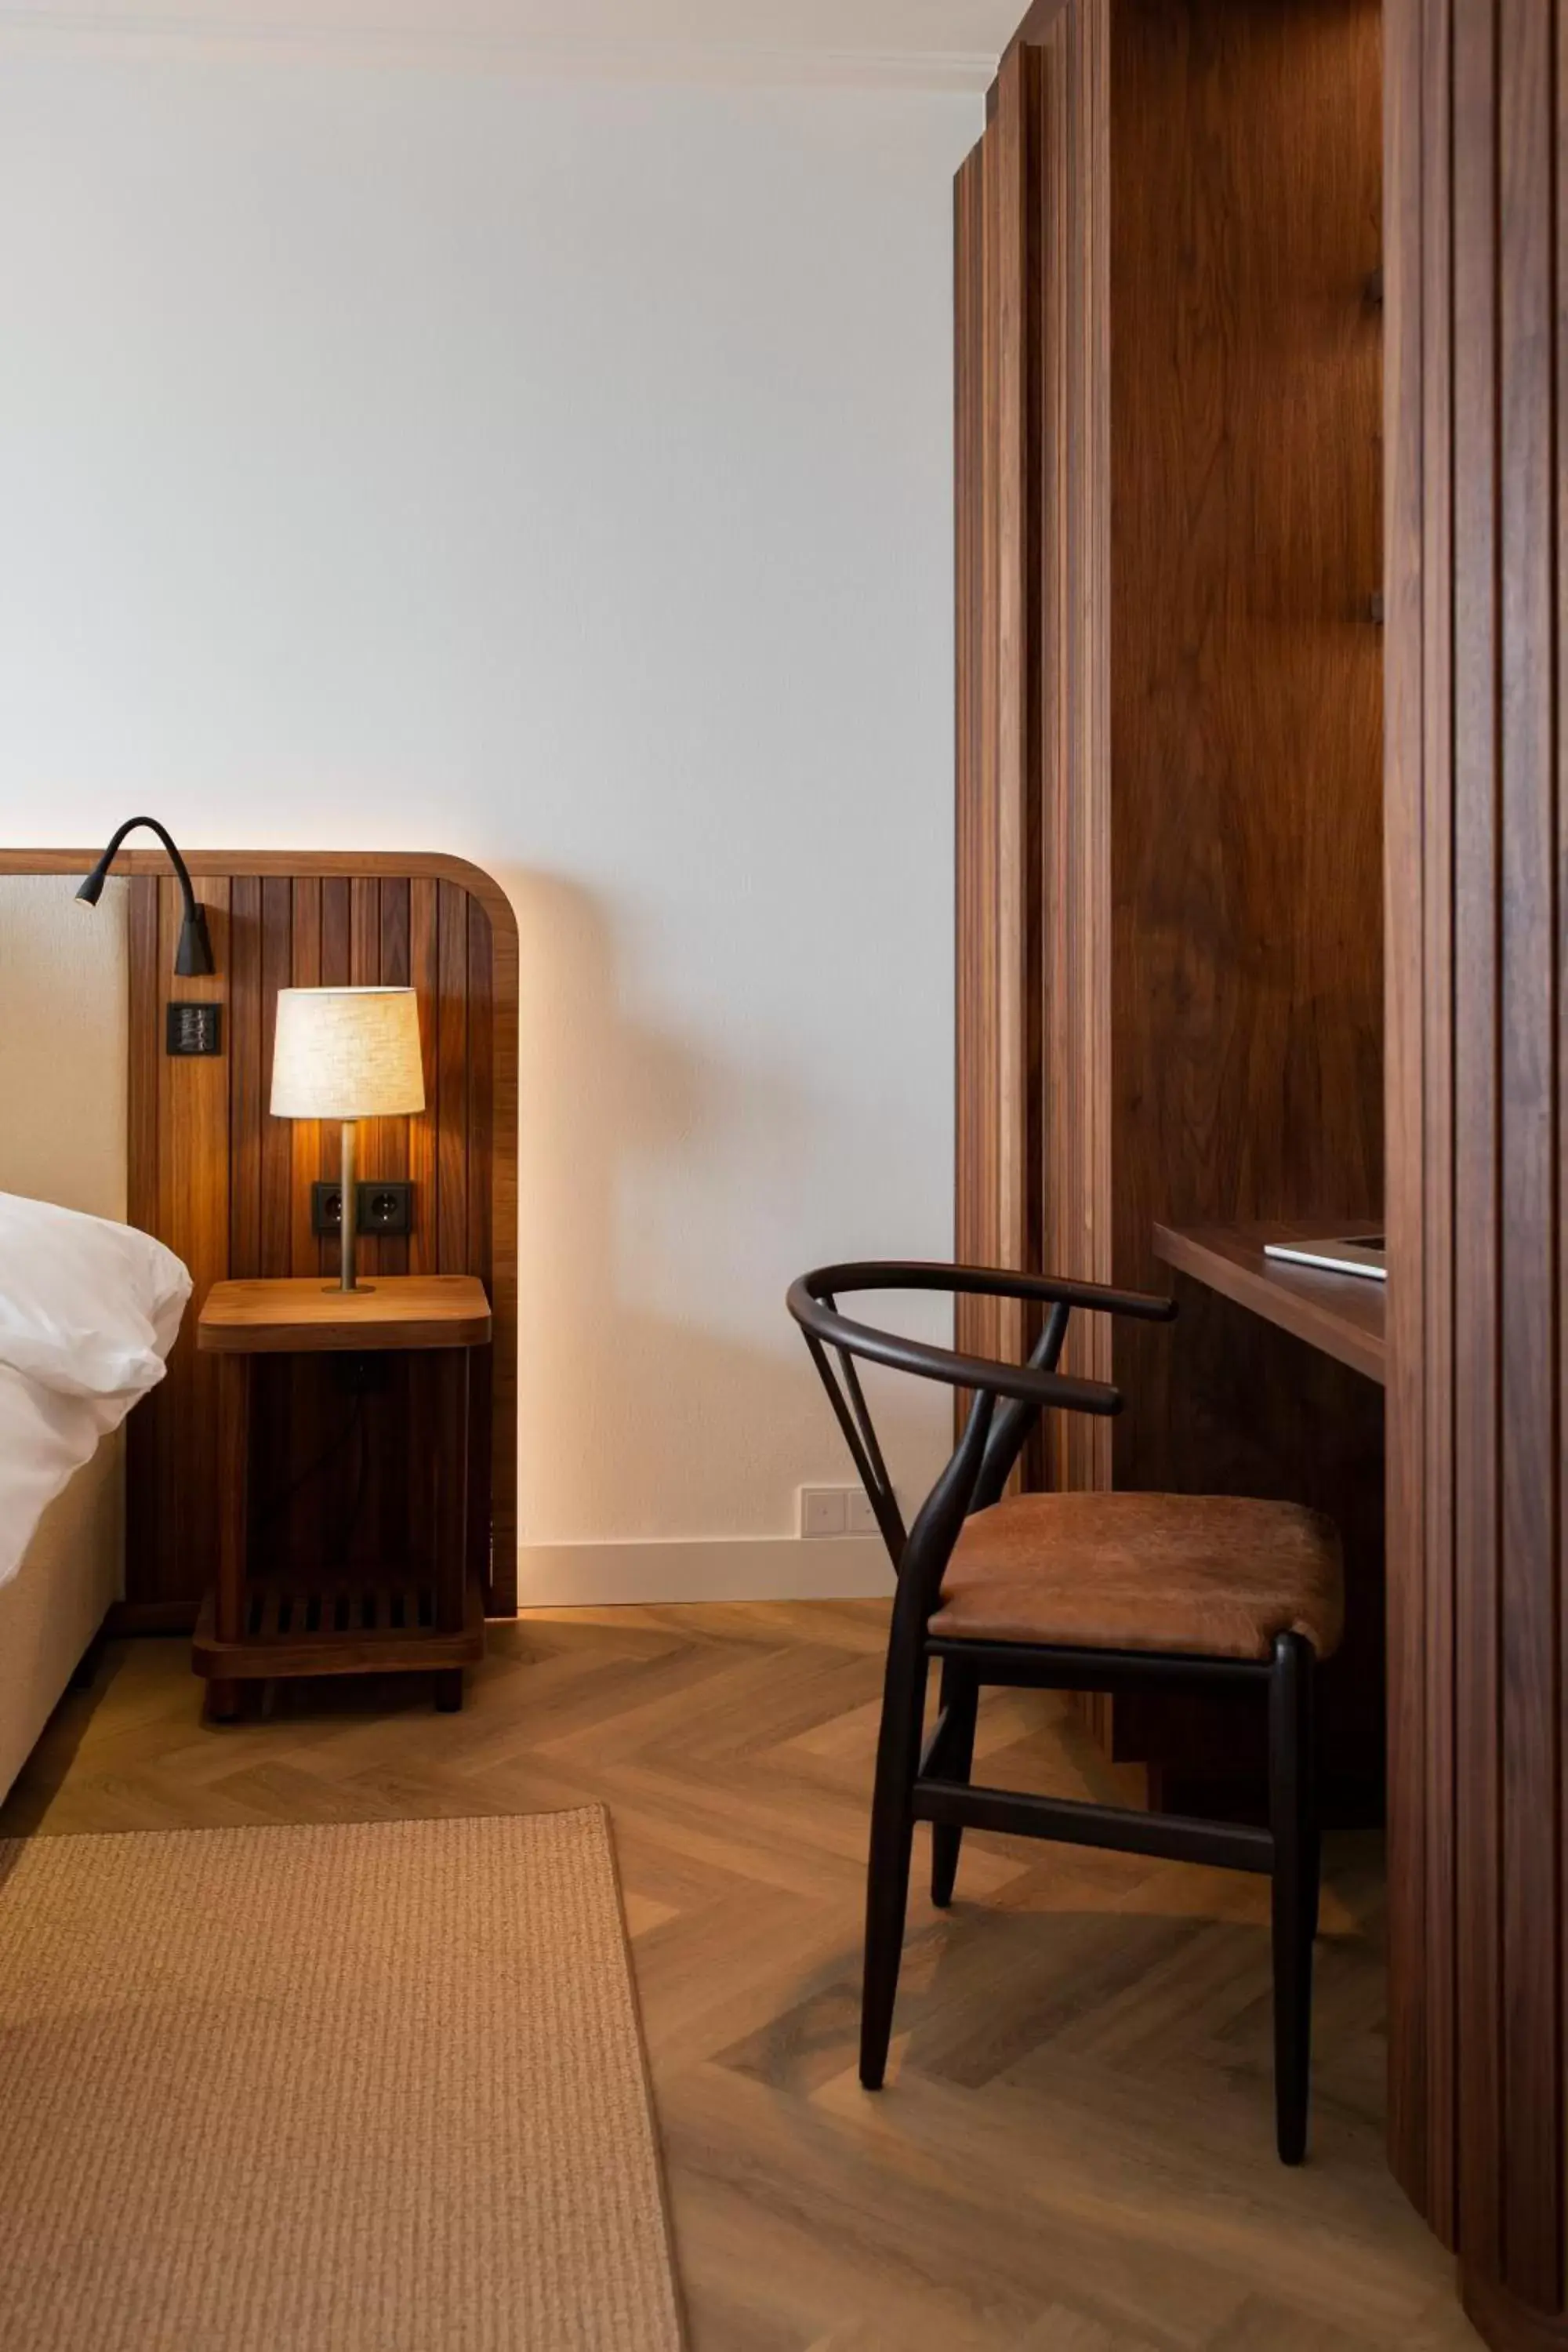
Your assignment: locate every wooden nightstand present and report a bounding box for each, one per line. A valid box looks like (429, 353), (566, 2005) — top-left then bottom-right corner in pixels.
(194, 1275), (492, 1722)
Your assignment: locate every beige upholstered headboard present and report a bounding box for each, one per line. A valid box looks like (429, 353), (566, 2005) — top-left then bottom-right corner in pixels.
(0, 874), (130, 1792)
(0, 873), (129, 1217)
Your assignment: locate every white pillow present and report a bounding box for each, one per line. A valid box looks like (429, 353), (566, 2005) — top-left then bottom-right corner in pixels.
(0, 1191), (191, 1406)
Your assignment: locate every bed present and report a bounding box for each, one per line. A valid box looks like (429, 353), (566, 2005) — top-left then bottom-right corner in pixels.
(0, 877), (190, 1798)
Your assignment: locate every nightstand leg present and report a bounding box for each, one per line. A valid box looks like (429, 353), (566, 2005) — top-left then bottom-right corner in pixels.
(434, 1348), (470, 1635)
(434, 1669), (464, 1713)
(216, 1356), (252, 1646)
(205, 1679), (242, 1725)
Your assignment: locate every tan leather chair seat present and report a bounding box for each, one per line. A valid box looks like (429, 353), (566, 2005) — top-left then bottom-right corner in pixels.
(929, 1491), (1344, 1661)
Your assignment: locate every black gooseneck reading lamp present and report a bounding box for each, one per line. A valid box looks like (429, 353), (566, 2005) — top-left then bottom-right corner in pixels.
(77, 816), (215, 976)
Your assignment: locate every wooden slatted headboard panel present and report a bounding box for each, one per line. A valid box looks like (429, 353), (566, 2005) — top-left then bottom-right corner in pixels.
(0, 851), (517, 1627)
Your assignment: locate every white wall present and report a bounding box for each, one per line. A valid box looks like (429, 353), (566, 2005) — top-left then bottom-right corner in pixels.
(0, 44), (975, 1599)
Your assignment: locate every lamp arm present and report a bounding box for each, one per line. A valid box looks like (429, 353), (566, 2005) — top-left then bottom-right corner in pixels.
(82, 816), (199, 920)
(79, 817), (215, 976)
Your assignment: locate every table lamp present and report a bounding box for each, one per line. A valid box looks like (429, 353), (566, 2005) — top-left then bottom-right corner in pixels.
(270, 987), (425, 1294)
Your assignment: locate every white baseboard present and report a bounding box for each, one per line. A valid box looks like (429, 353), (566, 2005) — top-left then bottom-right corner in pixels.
(515, 1534), (895, 1608)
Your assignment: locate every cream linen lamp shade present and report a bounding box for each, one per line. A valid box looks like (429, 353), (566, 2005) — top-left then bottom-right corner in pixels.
(270, 988), (425, 1293)
(270, 987), (426, 1121)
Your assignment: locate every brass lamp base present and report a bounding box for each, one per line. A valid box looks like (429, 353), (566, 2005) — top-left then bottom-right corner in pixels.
(336, 1117), (368, 1294)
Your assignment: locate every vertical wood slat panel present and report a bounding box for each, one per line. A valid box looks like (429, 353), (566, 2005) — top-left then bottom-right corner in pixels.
(1558, 1), (1568, 2310)
(1416, 0), (1460, 2250)
(1383, 0), (1428, 2219)
(982, 58), (1006, 1370)
(953, 42), (1040, 1406)
(259, 879), (293, 1276)
(349, 877), (382, 1284)
(318, 878), (352, 1281)
(1082, 0), (1112, 1499)
(436, 879), (470, 1274)
(289, 879), (321, 1279)
(486, 889), (519, 1616)
(346, 873), (388, 1547)
(284, 877), (323, 1554)
(228, 877), (263, 1280)
(405, 877), (442, 1588)
(1039, 9), (1071, 1490)
(1450, 0), (1505, 2281)
(975, 85), (1004, 1380)
(251, 877), (292, 1547)
(1496, 0), (1562, 2303)
(991, 37), (1036, 1389)
(466, 898), (495, 1594)
(974, 71), (1004, 1366)
(954, 136), (986, 1357)
(378, 879), (412, 1279)
(1385, 0), (1460, 2241)
(1047, 0), (1113, 1497)
(408, 880), (441, 1277)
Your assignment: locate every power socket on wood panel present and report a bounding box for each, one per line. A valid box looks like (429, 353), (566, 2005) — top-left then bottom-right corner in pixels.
(311, 1181), (414, 1237)
(799, 1485), (883, 1539)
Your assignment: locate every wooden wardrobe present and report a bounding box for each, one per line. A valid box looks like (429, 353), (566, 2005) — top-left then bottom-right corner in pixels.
(956, 0), (1387, 1806)
(956, 2), (1568, 2343)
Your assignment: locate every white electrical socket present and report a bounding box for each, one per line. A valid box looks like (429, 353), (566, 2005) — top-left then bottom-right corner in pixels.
(845, 1488), (880, 1537)
(800, 1486), (848, 1537)
(800, 1485), (884, 1539)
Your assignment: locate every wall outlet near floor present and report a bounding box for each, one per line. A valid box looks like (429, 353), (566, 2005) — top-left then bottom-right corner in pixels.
(845, 1488), (881, 1537)
(799, 1485), (882, 1539)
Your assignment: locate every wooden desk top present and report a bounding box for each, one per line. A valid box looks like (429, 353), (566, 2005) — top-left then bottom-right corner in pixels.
(198, 1275), (492, 1354)
(1152, 1222), (1385, 1388)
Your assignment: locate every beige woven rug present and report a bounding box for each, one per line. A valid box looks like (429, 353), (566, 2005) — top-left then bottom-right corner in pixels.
(0, 1808), (684, 2351)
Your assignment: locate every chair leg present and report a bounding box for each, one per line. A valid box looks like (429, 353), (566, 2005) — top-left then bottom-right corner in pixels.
(1269, 1631), (1318, 2164)
(931, 1661), (978, 1907)
(860, 1631), (929, 2090)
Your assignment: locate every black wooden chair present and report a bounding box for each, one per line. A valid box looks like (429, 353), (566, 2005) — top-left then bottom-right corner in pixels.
(786, 1260), (1343, 2164)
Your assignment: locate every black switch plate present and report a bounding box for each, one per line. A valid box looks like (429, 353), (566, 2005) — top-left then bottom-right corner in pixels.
(166, 1002), (222, 1057)
(310, 1180), (414, 1237)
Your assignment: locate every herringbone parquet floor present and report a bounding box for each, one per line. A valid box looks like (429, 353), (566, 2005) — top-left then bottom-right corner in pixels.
(1, 1603), (1479, 2352)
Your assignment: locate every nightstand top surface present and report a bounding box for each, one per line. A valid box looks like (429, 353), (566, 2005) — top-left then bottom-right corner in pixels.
(198, 1274), (491, 1353)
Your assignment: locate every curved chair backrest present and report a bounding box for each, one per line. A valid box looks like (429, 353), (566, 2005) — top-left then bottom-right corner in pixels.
(786, 1260), (1175, 1618)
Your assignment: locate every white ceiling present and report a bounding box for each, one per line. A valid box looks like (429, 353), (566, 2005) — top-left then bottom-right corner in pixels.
(0, 0), (1018, 86)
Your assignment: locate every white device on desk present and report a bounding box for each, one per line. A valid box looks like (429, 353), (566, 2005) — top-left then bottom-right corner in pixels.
(1263, 1233), (1387, 1281)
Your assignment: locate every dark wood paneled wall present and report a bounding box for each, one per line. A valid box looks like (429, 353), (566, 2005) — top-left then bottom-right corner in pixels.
(1109, 0), (1385, 1470)
(1108, 0), (1386, 1804)
(954, 0), (1386, 1798)
(1386, 1), (1568, 2339)
(2, 851), (518, 1628)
